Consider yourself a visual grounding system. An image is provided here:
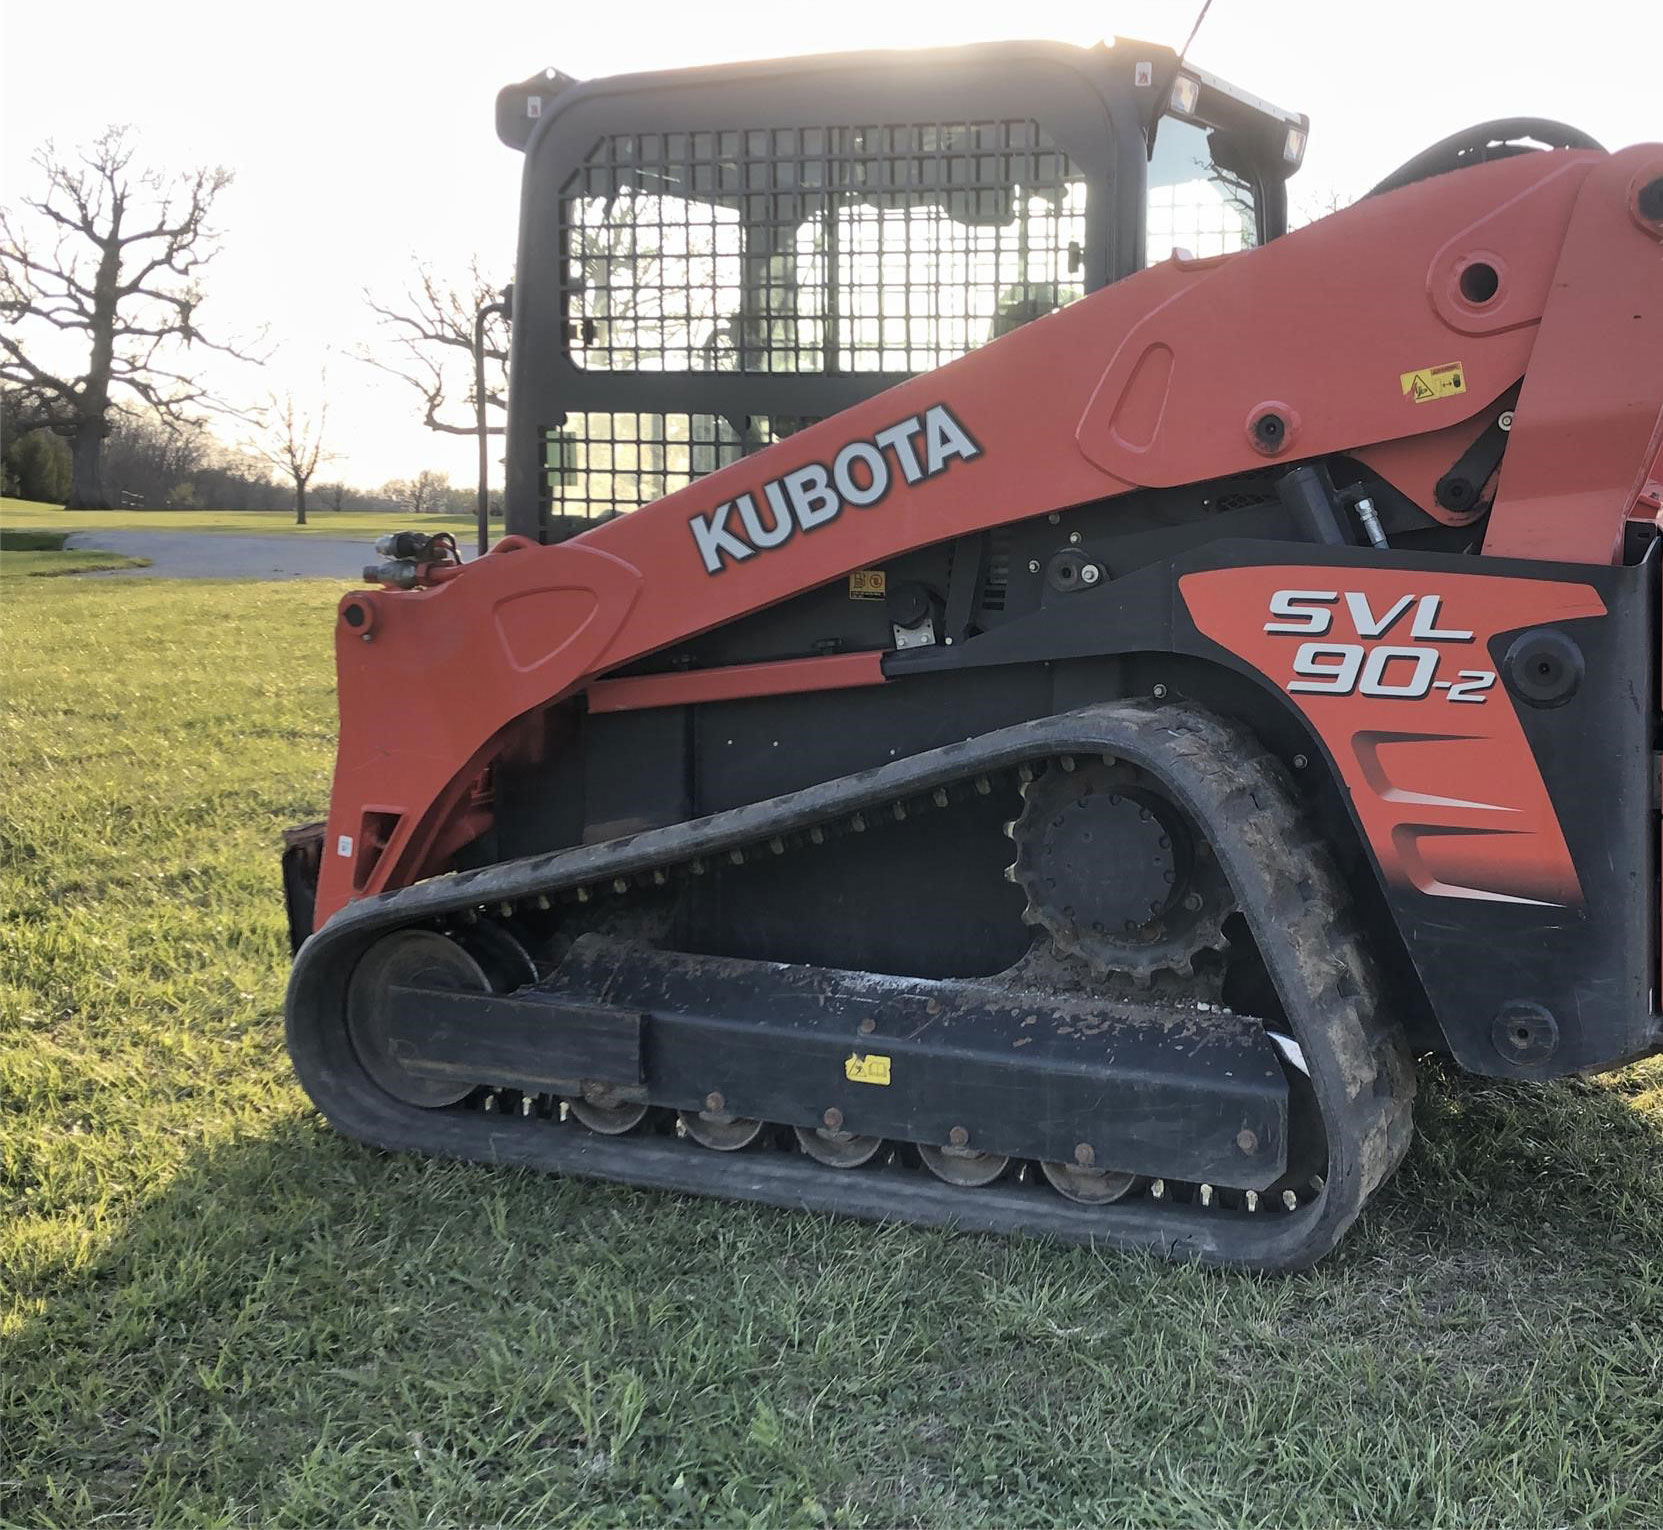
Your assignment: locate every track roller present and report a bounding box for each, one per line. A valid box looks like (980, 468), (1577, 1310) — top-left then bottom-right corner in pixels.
(679, 1109), (764, 1151)
(1040, 1160), (1140, 1204)
(794, 1125), (885, 1168)
(919, 1143), (1010, 1187)
(567, 1086), (649, 1135)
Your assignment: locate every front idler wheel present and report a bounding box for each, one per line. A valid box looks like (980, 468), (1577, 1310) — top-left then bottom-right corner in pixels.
(346, 929), (493, 1109)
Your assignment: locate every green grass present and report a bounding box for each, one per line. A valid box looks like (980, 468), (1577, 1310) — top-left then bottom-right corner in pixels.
(2, 495), (476, 539)
(0, 527), (150, 578)
(2, 578), (1661, 1528)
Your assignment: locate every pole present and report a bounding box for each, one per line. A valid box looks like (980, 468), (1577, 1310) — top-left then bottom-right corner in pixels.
(474, 295), (511, 557)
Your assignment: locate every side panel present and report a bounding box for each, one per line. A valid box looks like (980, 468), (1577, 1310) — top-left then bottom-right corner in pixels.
(1176, 550), (1656, 1077)
(1180, 566), (1600, 909)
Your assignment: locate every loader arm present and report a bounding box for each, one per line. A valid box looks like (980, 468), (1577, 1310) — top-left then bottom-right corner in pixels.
(316, 144), (1663, 924)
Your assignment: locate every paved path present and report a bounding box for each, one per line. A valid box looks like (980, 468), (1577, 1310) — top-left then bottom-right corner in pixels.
(64, 530), (369, 580)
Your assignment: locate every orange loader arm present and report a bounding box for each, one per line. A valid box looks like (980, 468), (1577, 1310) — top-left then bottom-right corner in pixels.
(313, 144), (1663, 928)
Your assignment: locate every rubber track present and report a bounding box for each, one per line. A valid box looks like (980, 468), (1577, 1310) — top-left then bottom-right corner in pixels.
(286, 701), (1416, 1271)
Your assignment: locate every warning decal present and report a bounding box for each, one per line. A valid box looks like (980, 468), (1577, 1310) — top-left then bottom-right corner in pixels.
(1400, 362), (1467, 404)
(844, 1052), (892, 1085)
(849, 569), (887, 601)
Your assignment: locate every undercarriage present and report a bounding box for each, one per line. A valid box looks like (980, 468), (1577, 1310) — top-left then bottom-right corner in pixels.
(288, 703), (1416, 1271)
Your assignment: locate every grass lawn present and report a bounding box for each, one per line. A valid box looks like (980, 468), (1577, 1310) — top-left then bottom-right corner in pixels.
(1, 495), (478, 540)
(0, 528), (151, 579)
(3, 577), (1661, 1528)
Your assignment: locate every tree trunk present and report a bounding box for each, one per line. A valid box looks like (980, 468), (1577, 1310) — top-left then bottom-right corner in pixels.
(294, 480), (307, 526)
(66, 427), (111, 510)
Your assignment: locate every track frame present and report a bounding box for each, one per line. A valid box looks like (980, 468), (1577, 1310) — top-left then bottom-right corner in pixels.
(287, 701), (1416, 1270)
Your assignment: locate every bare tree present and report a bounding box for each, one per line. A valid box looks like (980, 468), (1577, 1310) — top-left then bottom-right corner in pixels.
(381, 469), (451, 517)
(247, 392), (336, 524)
(1290, 183), (1354, 230)
(361, 259), (507, 438)
(0, 126), (250, 508)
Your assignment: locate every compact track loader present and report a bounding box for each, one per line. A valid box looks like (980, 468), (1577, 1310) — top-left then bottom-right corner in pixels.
(284, 40), (1663, 1269)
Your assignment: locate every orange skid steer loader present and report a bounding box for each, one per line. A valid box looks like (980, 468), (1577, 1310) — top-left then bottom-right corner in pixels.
(282, 41), (1663, 1269)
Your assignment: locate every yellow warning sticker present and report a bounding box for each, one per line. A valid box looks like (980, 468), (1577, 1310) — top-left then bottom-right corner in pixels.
(1400, 362), (1467, 404)
(844, 1052), (892, 1086)
(849, 569), (887, 601)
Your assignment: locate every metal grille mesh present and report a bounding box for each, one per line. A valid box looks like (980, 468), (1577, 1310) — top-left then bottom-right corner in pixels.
(542, 414), (820, 521)
(561, 120), (1087, 377)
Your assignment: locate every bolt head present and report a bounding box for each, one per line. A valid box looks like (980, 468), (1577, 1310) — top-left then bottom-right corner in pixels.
(1236, 1128), (1259, 1154)
(858, 1017), (876, 1035)
(1027, 559), (1041, 574)
(1080, 563), (1101, 585)
(1152, 683), (1168, 699)
(948, 1126), (970, 1148)
(705, 1091), (724, 1113)
(823, 1107), (843, 1130)
(1073, 1142), (1095, 1167)
(1292, 753), (1309, 770)
(1068, 530), (1082, 544)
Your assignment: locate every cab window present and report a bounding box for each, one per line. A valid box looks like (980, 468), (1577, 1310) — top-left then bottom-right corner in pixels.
(1146, 116), (1258, 264)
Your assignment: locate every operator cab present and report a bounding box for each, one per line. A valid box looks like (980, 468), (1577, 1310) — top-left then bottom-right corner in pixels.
(494, 39), (1307, 544)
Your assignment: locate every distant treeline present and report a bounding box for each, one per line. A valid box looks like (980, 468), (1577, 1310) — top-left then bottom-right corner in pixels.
(1, 389), (487, 516)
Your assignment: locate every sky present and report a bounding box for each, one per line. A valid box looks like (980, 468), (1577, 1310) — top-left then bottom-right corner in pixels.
(2, 0), (1659, 489)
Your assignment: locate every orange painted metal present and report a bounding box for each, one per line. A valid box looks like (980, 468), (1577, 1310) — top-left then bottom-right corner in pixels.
(585, 651), (886, 714)
(1482, 149), (1663, 561)
(1180, 566), (1604, 908)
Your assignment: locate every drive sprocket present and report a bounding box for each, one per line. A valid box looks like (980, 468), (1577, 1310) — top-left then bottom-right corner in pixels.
(1007, 754), (1235, 983)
